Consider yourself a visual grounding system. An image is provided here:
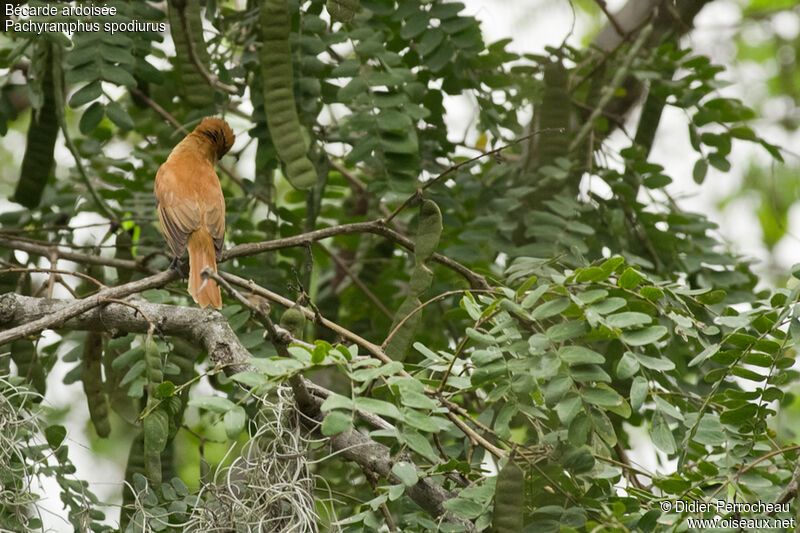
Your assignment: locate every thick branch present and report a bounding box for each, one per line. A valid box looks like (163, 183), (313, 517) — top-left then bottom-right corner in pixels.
(0, 271), (177, 346)
(0, 291), (250, 371)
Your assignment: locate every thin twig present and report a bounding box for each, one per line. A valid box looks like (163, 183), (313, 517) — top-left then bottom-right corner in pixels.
(0, 267), (105, 288)
(220, 271), (387, 361)
(218, 271), (507, 459)
(318, 243), (393, 319)
(382, 289), (498, 349)
(220, 220), (492, 290)
(101, 298), (157, 332)
(707, 444), (800, 502)
(569, 22), (654, 152)
(593, 0), (627, 39)
(384, 129), (564, 224)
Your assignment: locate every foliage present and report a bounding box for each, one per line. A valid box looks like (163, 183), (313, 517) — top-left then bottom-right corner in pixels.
(1, 0), (799, 532)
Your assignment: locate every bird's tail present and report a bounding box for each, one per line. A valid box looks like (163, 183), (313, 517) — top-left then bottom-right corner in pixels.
(187, 228), (222, 309)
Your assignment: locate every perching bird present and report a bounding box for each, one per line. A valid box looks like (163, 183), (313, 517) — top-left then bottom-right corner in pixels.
(154, 117), (235, 309)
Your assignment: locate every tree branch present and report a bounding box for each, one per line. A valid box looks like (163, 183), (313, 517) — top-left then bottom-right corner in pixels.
(0, 291), (251, 370)
(0, 233), (158, 274)
(219, 221), (491, 290)
(0, 271), (178, 346)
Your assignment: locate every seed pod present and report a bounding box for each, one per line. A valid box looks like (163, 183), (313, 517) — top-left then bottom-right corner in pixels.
(115, 227), (135, 285)
(326, 0), (360, 23)
(490, 458), (524, 533)
(536, 61), (570, 170)
(259, 0), (318, 189)
(167, 0), (215, 107)
(10, 339), (46, 396)
(121, 432), (146, 530)
(386, 200), (442, 360)
(13, 42), (59, 208)
(142, 334), (167, 485)
(280, 305), (306, 340)
(82, 331), (111, 437)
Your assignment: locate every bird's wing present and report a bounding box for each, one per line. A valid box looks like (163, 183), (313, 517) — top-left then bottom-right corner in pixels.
(205, 201), (226, 255)
(154, 163), (202, 258)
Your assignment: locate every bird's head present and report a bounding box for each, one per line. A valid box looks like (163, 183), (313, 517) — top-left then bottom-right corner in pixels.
(194, 117), (235, 161)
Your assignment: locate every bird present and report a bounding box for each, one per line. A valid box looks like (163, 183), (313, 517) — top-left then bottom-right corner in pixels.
(154, 117), (235, 309)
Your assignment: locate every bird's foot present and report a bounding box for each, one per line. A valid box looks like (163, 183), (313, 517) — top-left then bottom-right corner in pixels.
(169, 257), (187, 277)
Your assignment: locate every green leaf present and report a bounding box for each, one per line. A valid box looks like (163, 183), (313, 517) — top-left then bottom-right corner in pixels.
(231, 371), (268, 388)
(102, 64), (137, 87)
(401, 10), (430, 39)
(616, 351), (639, 379)
(189, 396), (236, 413)
(605, 311), (652, 329)
(688, 343), (720, 367)
(223, 406), (246, 439)
(562, 446), (595, 474)
(400, 428), (438, 462)
(591, 409), (617, 446)
(546, 321), (587, 343)
(589, 297), (626, 314)
(692, 159), (708, 184)
(69, 81), (102, 108)
(531, 297), (570, 319)
(639, 286), (664, 301)
(559, 345), (604, 364)
(143, 408), (169, 454)
(44, 424), (67, 448)
(402, 408), (440, 432)
(556, 393), (582, 423)
(576, 289), (607, 304)
(521, 284), (550, 308)
(391, 461), (418, 486)
(630, 376), (648, 411)
(154, 381), (176, 398)
(697, 289), (726, 305)
(321, 411), (351, 436)
(417, 28), (444, 56)
(621, 326), (667, 346)
(354, 398), (402, 419)
(651, 412), (676, 454)
(582, 386), (623, 407)
(633, 351), (675, 371)
(617, 267), (644, 290)
(445, 497), (484, 520)
(708, 152), (730, 171)
(320, 394), (353, 412)
(400, 391), (437, 410)
(106, 101), (134, 130)
(575, 266), (606, 282)
(79, 102), (105, 134)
